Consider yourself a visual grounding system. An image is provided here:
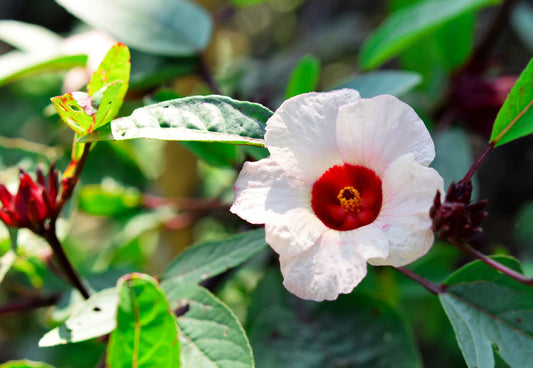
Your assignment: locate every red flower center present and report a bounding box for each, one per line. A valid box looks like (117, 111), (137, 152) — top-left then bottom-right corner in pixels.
(311, 164), (382, 231)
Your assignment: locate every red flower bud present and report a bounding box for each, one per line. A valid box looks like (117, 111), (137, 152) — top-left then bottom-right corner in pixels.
(0, 166), (60, 232)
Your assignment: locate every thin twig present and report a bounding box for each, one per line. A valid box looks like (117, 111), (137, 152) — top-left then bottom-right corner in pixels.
(198, 52), (222, 95)
(0, 293), (60, 316)
(455, 241), (533, 285)
(394, 267), (445, 295)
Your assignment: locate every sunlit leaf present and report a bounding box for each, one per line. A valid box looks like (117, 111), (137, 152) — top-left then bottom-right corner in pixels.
(161, 229), (266, 299)
(176, 286), (254, 368)
(285, 54), (320, 99)
(247, 269), (423, 368)
(51, 93), (94, 136)
(78, 184), (142, 217)
(335, 70), (421, 98)
(106, 273), (180, 367)
(56, 0), (212, 56)
(440, 256), (533, 368)
(80, 95), (272, 146)
(489, 57), (533, 146)
(0, 249), (16, 284)
(39, 288), (118, 347)
(88, 43), (130, 121)
(359, 0), (501, 70)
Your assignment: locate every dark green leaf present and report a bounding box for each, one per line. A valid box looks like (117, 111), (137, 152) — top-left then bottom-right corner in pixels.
(39, 288), (118, 347)
(176, 286), (254, 368)
(359, 0), (500, 70)
(335, 70), (421, 98)
(56, 0), (212, 56)
(489, 57), (533, 146)
(80, 95), (272, 146)
(161, 229), (266, 299)
(285, 54), (320, 99)
(0, 361), (55, 368)
(107, 273), (180, 367)
(440, 256), (533, 368)
(247, 269), (423, 368)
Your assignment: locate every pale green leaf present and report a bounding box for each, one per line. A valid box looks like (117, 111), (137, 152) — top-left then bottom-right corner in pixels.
(0, 52), (87, 87)
(56, 0), (212, 56)
(285, 54), (320, 99)
(0, 21), (60, 51)
(335, 70), (421, 98)
(440, 256), (533, 368)
(176, 286), (254, 368)
(79, 96), (272, 146)
(490, 57), (533, 146)
(161, 229), (266, 300)
(0, 361), (55, 368)
(39, 288), (118, 347)
(107, 273), (180, 368)
(51, 92), (94, 136)
(359, 0), (501, 70)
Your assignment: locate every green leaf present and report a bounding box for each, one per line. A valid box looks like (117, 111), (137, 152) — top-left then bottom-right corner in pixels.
(92, 81), (125, 131)
(439, 256), (533, 368)
(78, 184), (142, 217)
(56, 0), (212, 56)
(181, 141), (238, 167)
(88, 43), (130, 121)
(0, 361), (55, 368)
(0, 21), (61, 51)
(335, 70), (422, 98)
(39, 288), (118, 347)
(0, 53), (87, 87)
(161, 229), (267, 299)
(107, 273), (180, 368)
(247, 269), (422, 368)
(285, 54), (320, 99)
(489, 57), (533, 146)
(51, 92), (94, 135)
(79, 95), (272, 146)
(359, 0), (500, 70)
(176, 286), (254, 368)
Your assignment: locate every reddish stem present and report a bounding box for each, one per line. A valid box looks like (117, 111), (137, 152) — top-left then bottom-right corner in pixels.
(455, 241), (533, 286)
(394, 267), (445, 295)
(0, 293), (60, 316)
(462, 143), (494, 183)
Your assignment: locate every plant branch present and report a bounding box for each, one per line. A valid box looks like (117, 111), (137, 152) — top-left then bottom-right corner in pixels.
(455, 241), (533, 285)
(198, 52), (222, 95)
(0, 292), (60, 316)
(394, 267), (445, 295)
(44, 225), (91, 299)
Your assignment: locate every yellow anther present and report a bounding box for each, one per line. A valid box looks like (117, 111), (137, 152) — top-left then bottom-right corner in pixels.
(337, 186), (362, 213)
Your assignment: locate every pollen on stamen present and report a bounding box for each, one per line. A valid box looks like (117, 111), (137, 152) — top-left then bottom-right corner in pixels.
(337, 186), (362, 213)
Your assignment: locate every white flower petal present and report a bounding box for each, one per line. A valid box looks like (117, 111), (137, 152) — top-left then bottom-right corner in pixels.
(280, 229), (381, 301)
(265, 89), (361, 183)
(339, 223), (389, 261)
(336, 94), (435, 175)
(231, 158), (327, 257)
(369, 154), (444, 267)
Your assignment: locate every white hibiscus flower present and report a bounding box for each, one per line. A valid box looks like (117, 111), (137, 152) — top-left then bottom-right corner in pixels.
(231, 89), (444, 301)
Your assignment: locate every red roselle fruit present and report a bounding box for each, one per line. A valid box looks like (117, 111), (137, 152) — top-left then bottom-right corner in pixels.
(0, 165), (60, 233)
